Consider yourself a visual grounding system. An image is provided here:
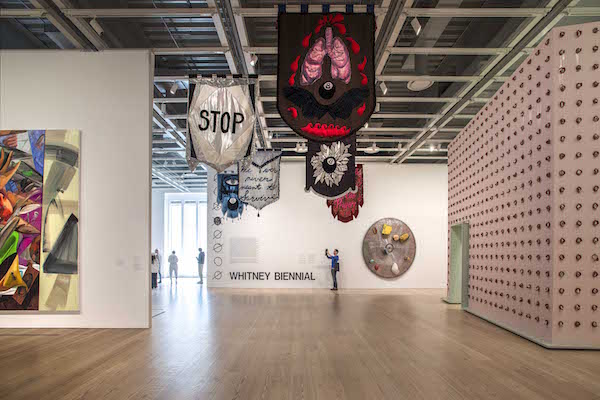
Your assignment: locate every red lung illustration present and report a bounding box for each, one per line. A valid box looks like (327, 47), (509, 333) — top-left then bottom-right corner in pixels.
(301, 28), (351, 85)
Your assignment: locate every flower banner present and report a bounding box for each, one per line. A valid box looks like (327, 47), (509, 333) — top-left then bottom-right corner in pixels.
(305, 134), (356, 199)
(239, 150), (281, 212)
(326, 164), (363, 222)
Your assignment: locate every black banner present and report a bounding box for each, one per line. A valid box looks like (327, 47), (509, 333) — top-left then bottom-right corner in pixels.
(277, 12), (376, 142)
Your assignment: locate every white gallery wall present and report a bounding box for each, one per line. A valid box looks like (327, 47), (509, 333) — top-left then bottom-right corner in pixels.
(151, 190), (167, 256)
(208, 162), (448, 289)
(0, 50), (152, 327)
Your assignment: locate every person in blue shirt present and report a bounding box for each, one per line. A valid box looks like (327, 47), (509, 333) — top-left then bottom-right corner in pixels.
(325, 249), (340, 291)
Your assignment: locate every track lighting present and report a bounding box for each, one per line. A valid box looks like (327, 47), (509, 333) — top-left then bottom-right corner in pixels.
(379, 81), (388, 96)
(90, 18), (104, 35)
(411, 18), (422, 36)
(250, 54), (259, 67)
(169, 82), (178, 95)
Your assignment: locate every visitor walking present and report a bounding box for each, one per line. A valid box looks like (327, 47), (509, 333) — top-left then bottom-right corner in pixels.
(197, 247), (205, 284)
(151, 252), (159, 288)
(154, 248), (162, 283)
(168, 251), (178, 284)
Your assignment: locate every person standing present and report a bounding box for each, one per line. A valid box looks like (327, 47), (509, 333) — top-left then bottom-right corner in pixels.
(168, 251), (178, 284)
(154, 249), (162, 283)
(325, 249), (340, 291)
(196, 247), (205, 284)
(151, 253), (159, 289)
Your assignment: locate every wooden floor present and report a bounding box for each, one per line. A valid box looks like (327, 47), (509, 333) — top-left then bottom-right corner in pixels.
(2, 280), (600, 400)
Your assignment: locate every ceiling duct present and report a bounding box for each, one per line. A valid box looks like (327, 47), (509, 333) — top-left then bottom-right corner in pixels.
(407, 54), (433, 91)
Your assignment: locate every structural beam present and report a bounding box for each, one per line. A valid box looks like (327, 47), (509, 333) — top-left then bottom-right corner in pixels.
(405, 7), (550, 18)
(0, 9), (45, 18)
(229, 0), (266, 148)
(207, 0), (238, 74)
(154, 74), (500, 83)
(243, 46), (512, 56)
(29, 0), (91, 49)
(565, 7), (600, 16)
(232, 6), (388, 17)
(388, 47), (509, 55)
(257, 96), (464, 103)
(62, 8), (217, 18)
(152, 47), (228, 55)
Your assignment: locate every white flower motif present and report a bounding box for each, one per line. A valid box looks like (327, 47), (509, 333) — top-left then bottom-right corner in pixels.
(310, 141), (351, 187)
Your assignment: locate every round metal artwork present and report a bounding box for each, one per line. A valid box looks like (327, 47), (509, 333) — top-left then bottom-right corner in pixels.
(362, 218), (416, 279)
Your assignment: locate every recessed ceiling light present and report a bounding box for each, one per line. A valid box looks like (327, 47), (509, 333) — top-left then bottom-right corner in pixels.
(364, 142), (380, 154)
(407, 80), (434, 92)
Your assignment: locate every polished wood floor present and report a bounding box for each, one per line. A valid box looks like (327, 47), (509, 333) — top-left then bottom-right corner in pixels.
(1, 279), (600, 400)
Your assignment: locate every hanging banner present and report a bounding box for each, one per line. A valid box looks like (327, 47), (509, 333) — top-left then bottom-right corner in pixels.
(306, 134), (356, 199)
(187, 78), (256, 172)
(277, 12), (376, 142)
(326, 164), (363, 222)
(217, 172), (244, 220)
(239, 150), (281, 212)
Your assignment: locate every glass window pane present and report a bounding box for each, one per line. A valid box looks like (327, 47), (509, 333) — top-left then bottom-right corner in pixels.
(168, 201), (182, 258)
(181, 201), (198, 277)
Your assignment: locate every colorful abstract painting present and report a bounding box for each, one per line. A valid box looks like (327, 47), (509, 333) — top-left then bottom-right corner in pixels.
(0, 130), (80, 311)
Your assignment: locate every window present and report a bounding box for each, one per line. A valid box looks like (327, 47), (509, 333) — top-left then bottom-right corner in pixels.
(165, 196), (207, 277)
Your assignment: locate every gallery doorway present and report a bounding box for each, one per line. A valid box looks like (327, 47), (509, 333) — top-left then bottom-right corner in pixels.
(444, 223), (469, 308)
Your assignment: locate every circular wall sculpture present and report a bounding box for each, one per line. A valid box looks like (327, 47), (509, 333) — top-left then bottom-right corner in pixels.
(362, 218), (417, 279)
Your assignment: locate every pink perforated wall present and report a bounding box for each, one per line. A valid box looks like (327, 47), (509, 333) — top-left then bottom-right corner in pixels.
(448, 22), (599, 348)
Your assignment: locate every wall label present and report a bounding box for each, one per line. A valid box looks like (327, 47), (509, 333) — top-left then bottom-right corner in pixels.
(228, 272), (316, 281)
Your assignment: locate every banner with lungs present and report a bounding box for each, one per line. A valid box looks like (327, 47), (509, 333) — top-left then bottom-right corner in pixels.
(217, 172), (244, 220)
(326, 164), (363, 222)
(239, 150), (281, 213)
(305, 134), (356, 199)
(187, 78), (255, 173)
(277, 12), (376, 142)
